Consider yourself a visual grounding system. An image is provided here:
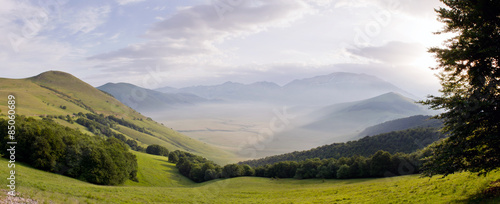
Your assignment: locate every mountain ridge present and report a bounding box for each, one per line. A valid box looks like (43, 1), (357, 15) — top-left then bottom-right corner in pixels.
(154, 72), (416, 105)
(98, 82), (209, 112)
(0, 70), (235, 164)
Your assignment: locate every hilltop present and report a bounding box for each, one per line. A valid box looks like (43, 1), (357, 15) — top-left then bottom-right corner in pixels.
(0, 71), (235, 164)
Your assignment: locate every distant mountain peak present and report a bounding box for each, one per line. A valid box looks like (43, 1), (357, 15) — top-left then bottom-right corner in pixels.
(250, 81), (280, 88)
(284, 72), (386, 87)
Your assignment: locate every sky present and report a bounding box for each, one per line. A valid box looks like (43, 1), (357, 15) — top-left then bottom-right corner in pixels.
(0, 0), (450, 98)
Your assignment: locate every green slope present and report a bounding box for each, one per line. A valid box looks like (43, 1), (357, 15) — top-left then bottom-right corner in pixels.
(0, 155), (498, 203)
(0, 71), (235, 164)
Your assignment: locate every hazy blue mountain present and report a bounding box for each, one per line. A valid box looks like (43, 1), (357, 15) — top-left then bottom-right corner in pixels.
(155, 86), (179, 93)
(242, 92), (435, 158)
(163, 81), (282, 102)
(303, 92), (430, 134)
(281, 72), (415, 105)
(98, 83), (208, 111)
(155, 72), (415, 106)
(355, 115), (443, 139)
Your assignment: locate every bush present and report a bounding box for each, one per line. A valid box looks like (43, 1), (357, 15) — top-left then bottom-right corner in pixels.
(146, 144), (169, 156)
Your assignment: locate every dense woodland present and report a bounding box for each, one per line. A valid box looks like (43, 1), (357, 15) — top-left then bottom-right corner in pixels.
(0, 116), (138, 185)
(241, 127), (446, 167)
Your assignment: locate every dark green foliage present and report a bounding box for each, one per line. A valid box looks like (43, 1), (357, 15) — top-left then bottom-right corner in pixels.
(145, 144), (169, 156)
(265, 161), (299, 178)
(0, 116), (138, 185)
(247, 149), (426, 180)
(222, 164), (243, 178)
(241, 127), (445, 167)
(369, 151), (392, 177)
(172, 150), (222, 183)
(168, 152), (179, 163)
(336, 165), (350, 179)
(294, 159), (322, 179)
(421, 0), (500, 176)
(241, 164), (255, 176)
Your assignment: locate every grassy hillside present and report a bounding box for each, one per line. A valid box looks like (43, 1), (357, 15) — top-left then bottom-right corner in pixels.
(0, 153), (498, 203)
(0, 71), (235, 164)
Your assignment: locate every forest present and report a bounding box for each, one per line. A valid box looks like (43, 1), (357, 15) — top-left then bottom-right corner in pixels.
(0, 116), (138, 185)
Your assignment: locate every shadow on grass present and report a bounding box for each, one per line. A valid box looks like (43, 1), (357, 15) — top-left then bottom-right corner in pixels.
(453, 179), (500, 204)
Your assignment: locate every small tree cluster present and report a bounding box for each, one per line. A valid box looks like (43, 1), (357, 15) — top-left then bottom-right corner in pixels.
(146, 144), (169, 156)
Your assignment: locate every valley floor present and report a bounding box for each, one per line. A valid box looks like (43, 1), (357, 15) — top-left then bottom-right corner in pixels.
(1, 152), (499, 203)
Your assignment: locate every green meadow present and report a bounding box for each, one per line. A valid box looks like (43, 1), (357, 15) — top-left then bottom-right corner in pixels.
(1, 150), (498, 203)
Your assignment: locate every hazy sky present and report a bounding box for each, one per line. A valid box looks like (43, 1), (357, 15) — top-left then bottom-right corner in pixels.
(0, 0), (450, 97)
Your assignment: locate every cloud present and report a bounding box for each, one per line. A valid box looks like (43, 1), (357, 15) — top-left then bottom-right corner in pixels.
(116, 0), (145, 6)
(88, 0), (312, 72)
(347, 41), (427, 65)
(65, 5), (111, 34)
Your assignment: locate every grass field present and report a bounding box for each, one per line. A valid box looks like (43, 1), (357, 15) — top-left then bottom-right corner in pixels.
(1, 151), (498, 203)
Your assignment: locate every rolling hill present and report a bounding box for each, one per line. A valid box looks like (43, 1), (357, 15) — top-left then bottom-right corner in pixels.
(1, 154), (498, 203)
(0, 71), (235, 164)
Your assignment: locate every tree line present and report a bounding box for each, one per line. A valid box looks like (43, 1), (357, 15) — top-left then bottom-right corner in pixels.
(72, 113), (144, 152)
(145, 143), (429, 183)
(240, 127), (445, 167)
(253, 150), (428, 179)
(0, 116), (138, 185)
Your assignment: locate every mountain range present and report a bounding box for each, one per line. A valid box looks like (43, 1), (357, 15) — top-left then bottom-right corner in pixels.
(153, 72), (416, 106)
(239, 92), (434, 158)
(92, 71), (435, 158)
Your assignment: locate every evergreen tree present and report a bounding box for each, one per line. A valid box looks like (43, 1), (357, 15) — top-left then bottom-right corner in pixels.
(422, 0), (500, 176)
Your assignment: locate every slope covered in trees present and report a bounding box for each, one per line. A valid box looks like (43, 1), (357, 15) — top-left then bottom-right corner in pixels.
(0, 116), (138, 185)
(240, 127), (446, 167)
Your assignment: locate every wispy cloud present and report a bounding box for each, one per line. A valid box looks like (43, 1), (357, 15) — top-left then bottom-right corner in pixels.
(65, 5), (111, 35)
(115, 0), (145, 6)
